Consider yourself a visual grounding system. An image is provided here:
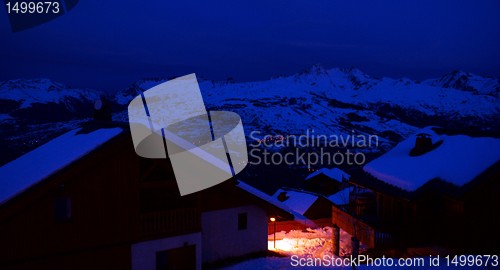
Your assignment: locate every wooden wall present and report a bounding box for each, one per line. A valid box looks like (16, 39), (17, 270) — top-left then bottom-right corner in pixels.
(0, 134), (140, 269)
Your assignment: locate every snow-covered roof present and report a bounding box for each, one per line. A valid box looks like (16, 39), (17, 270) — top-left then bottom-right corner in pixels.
(305, 167), (350, 182)
(271, 189), (319, 215)
(327, 187), (353, 205)
(0, 127), (123, 205)
(364, 127), (500, 192)
(235, 181), (310, 221)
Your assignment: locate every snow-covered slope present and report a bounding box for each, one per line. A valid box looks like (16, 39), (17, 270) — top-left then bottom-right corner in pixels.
(0, 79), (101, 109)
(0, 78), (104, 122)
(422, 70), (499, 97)
(113, 66), (498, 150)
(199, 67), (498, 145)
(1, 68), (498, 167)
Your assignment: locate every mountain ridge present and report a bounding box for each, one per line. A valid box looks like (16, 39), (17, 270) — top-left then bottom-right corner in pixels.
(0, 67), (498, 166)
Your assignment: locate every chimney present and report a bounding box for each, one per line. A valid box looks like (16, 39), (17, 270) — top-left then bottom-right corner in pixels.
(277, 191), (289, 202)
(410, 133), (432, 156)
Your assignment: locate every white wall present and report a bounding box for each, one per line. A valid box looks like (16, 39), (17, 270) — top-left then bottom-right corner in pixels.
(201, 205), (267, 263)
(131, 232), (202, 270)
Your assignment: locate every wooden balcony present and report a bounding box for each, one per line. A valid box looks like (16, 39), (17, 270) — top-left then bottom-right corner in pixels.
(140, 208), (200, 238)
(332, 205), (394, 249)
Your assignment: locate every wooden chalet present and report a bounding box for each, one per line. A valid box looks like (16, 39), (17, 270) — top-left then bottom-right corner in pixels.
(273, 188), (332, 220)
(0, 122), (293, 270)
(331, 128), (500, 253)
(304, 167), (349, 195)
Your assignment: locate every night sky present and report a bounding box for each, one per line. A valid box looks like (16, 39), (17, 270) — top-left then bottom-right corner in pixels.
(1, 0), (499, 92)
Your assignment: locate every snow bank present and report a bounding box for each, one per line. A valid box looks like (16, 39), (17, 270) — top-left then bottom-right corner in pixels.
(268, 227), (364, 258)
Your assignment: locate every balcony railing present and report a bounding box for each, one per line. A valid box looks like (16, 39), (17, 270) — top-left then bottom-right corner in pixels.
(332, 205), (394, 249)
(140, 208), (200, 237)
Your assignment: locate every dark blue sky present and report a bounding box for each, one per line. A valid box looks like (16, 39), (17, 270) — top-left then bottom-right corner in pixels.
(1, 0), (499, 92)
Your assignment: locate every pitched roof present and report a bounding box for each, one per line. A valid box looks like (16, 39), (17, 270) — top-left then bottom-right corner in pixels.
(271, 188), (319, 215)
(305, 167), (350, 182)
(0, 127), (123, 205)
(327, 186), (353, 205)
(235, 181), (310, 222)
(363, 127), (500, 192)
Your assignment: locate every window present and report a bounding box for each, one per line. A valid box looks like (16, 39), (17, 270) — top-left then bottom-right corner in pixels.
(54, 197), (72, 223)
(237, 212), (247, 230)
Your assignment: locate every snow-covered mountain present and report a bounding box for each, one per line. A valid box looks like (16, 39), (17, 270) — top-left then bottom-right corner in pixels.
(422, 70), (499, 97)
(0, 67), (498, 166)
(0, 79), (107, 165)
(0, 79), (104, 122)
(114, 66), (498, 148)
(115, 78), (169, 106)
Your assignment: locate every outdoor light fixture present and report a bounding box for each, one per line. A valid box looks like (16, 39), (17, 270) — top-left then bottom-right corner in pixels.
(270, 217), (276, 249)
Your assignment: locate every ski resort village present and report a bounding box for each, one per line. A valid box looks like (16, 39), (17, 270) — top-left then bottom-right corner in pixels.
(0, 113), (499, 269)
(0, 68), (499, 269)
(1, 0), (500, 267)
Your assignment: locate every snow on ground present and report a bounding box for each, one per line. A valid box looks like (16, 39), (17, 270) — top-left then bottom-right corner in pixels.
(218, 256), (492, 270)
(364, 127), (500, 191)
(222, 228), (488, 270)
(216, 227), (359, 269)
(222, 225), (490, 269)
(217, 256), (291, 270)
(268, 227), (366, 258)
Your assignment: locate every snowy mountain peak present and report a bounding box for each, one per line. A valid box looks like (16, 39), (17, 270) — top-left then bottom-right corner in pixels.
(423, 70), (499, 96)
(2, 69), (498, 168)
(0, 78), (66, 92)
(337, 66), (369, 77)
(304, 64), (328, 75)
(0, 79), (104, 122)
(435, 70), (472, 88)
(0, 79), (103, 108)
(299, 65), (371, 83)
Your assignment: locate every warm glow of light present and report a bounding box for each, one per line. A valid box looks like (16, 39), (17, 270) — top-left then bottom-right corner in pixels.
(270, 217), (276, 222)
(268, 239), (294, 252)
